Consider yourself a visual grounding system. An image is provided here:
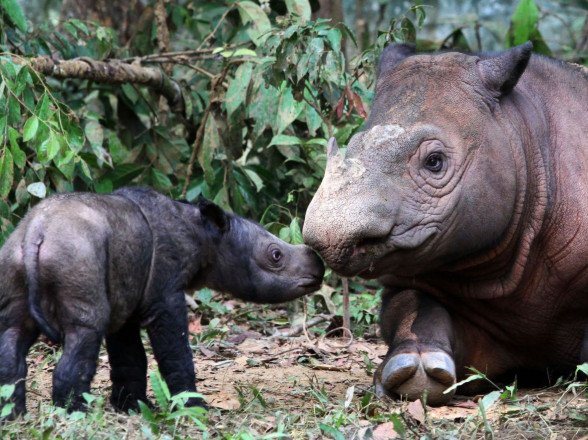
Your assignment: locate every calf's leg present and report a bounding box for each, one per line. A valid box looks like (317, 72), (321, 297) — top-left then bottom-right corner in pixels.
(52, 327), (103, 411)
(374, 289), (457, 406)
(106, 320), (149, 412)
(0, 319), (38, 418)
(146, 292), (204, 407)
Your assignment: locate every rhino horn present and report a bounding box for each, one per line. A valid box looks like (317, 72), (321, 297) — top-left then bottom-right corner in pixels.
(478, 41), (533, 96)
(326, 137), (339, 160)
(377, 43), (416, 78)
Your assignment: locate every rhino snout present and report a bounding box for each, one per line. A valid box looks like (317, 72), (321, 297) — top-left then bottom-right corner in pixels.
(295, 246), (325, 293)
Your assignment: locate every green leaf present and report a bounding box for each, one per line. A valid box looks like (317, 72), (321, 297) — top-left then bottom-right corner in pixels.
(85, 120), (104, 148)
(319, 423), (345, 440)
(444, 372), (484, 394)
(150, 370), (171, 409)
(102, 163), (145, 187)
(509, 0), (539, 45)
(576, 362), (588, 377)
(78, 159), (92, 180)
(150, 168), (172, 190)
(225, 62), (253, 116)
(506, 0), (551, 55)
(0, 383), (15, 399)
(268, 134), (302, 147)
(285, 0), (311, 22)
(0, 148), (14, 197)
(276, 85), (303, 134)
(479, 390), (501, 411)
(22, 116), (39, 142)
(138, 400), (159, 435)
(243, 168), (264, 192)
(7, 95), (20, 126)
(0, 0), (28, 32)
(94, 179), (113, 193)
(198, 116), (221, 187)
(0, 402), (14, 418)
(46, 134), (61, 161)
(27, 181), (46, 198)
(236, 1), (271, 46)
(107, 132), (129, 164)
(289, 217), (303, 244)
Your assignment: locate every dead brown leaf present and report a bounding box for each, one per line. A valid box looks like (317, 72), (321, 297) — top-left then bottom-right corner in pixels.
(372, 422), (400, 440)
(407, 399), (425, 424)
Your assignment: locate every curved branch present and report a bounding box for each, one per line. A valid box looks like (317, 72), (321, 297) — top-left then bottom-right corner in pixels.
(27, 56), (185, 114)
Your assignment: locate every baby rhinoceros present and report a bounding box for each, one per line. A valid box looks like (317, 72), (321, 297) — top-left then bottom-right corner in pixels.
(0, 187), (324, 417)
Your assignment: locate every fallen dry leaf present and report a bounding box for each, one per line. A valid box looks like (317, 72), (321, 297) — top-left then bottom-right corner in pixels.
(449, 399), (477, 409)
(208, 395), (241, 411)
(407, 399), (425, 424)
(372, 422), (399, 440)
(188, 315), (203, 334)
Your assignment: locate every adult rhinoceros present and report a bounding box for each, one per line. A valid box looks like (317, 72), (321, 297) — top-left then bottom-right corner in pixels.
(303, 42), (588, 405)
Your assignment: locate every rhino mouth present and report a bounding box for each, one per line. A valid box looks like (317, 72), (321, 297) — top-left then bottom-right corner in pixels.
(297, 276), (323, 293)
(332, 225), (439, 278)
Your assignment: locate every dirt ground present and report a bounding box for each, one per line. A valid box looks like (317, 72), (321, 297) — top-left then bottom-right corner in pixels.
(22, 325), (588, 439)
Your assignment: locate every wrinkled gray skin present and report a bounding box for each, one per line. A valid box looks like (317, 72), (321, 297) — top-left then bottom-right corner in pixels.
(0, 187), (324, 417)
(303, 42), (588, 405)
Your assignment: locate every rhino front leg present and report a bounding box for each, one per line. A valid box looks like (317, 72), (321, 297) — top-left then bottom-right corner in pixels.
(106, 320), (149, 412)
(146, 292), (205, 408)
(375, 289), (456, 406)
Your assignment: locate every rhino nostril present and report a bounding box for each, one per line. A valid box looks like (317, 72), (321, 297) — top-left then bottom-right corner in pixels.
(353, 235), (388, 257)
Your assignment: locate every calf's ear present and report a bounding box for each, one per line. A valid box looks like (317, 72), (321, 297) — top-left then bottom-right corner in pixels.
(477, 41), (533, 96)
(197, 196), (229, 234)
(377, 43), (416, 78)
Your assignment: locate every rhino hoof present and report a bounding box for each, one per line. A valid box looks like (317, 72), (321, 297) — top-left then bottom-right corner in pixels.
(374, 351), (456, 406)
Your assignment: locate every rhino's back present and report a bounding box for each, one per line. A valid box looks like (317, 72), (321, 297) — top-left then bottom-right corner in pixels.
(16, 192), (153, 332)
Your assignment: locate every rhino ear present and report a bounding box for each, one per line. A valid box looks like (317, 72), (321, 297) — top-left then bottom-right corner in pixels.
(377, 43), (416, 78)
(197, 196), (230, 234)
(477, 42), (533, 96)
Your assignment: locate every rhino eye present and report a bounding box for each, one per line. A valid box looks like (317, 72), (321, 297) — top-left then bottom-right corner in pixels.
(424, 153), (444, 172)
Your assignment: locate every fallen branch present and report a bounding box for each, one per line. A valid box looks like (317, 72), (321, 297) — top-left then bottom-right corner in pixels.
(272, 314), (333, 338)
(26, 56), (185, 114)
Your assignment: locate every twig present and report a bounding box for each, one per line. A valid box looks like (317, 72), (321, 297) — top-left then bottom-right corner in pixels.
(320, 326), (354, 349)
(259, 347), (304, 364)
(342, 278), (351, 331)
(180, 66), (230, 198)
(272, 314), (333, 338)
(181, 105), (212, 199)
(197, 6), (234, 50)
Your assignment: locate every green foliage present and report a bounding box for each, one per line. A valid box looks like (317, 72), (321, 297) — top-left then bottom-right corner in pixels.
(0, 1), (428, 247)
(0, 383), (15, 418)
(139, 370), (208, 437)
(506, 0), (552, 55)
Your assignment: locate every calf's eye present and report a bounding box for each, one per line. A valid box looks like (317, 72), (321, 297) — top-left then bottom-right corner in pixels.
(424, 153), (444, 172)
(271, 249), (282, 262)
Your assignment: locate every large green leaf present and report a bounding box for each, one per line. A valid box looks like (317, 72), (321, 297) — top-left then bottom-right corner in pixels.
(22, 115), (39, 142)
(276, 85), (304, 134)
(0, 148), (14, 197)
(0, 0), (27, 32)
(236, 1), (271, 46)
(506, 0), (551, 55)
(198, 115), (221, 187)
(225, 62), (253, 116)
